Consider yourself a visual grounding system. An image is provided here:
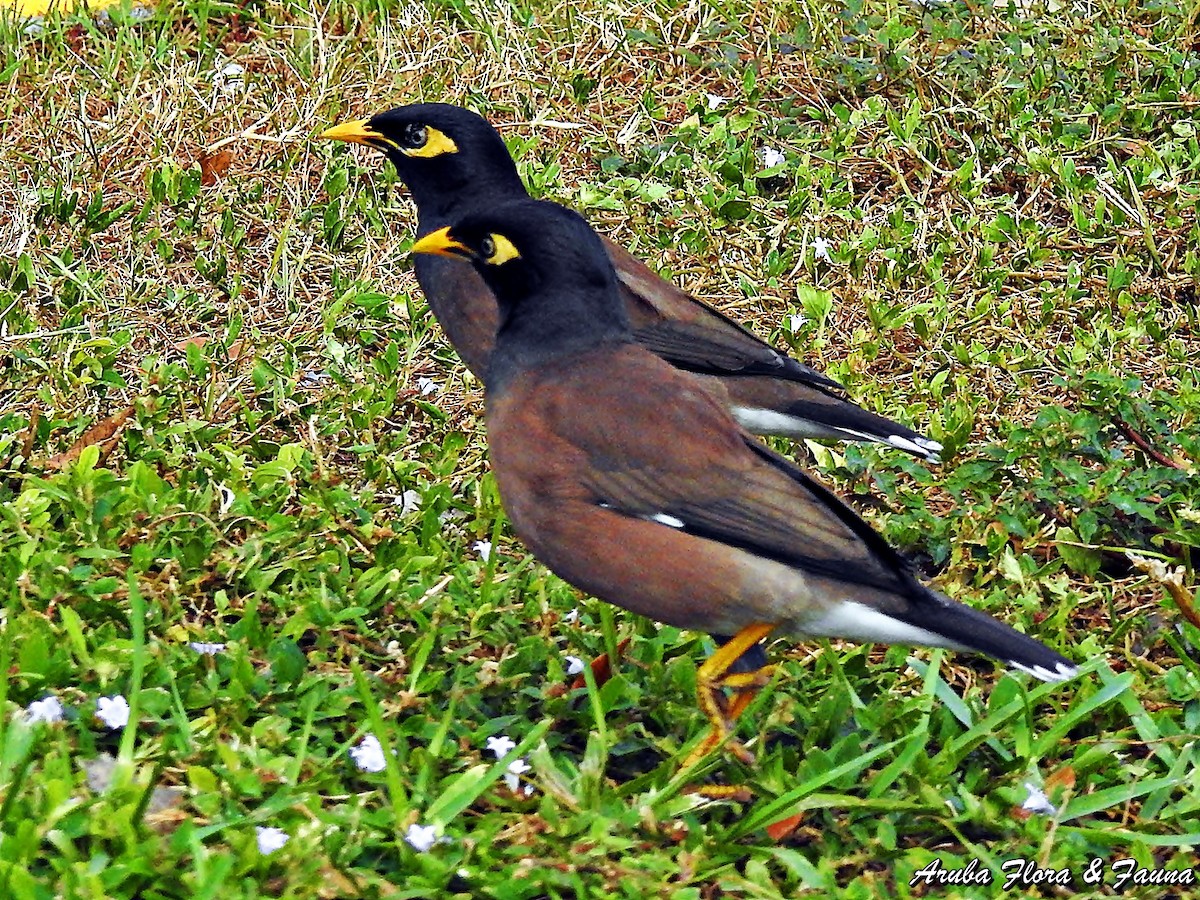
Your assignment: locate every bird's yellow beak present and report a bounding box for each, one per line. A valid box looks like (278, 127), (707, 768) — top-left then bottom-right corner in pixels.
(410, 227), (472, 259)
(318, 118), (380, 146)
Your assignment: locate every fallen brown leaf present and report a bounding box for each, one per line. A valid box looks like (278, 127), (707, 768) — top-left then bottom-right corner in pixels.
(198, 148), (233, 186)
(173, 335), (209, 352)
(19, 407), (40, 462)
(43, 406), (135, 471)
(1045, 764), (1076, 794)
(765, 812), (804, 841)
(571, 637), (632, 691)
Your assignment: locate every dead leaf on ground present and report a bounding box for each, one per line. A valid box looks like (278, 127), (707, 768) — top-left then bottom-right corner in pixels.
(43, 406), (135, 471)
(173, 336), (246, 361)
(1045, 764), (1077, 794)
(765, 812), (805, 841)
(570, 637), (632, 691)
(174, 335), (210, 352)
(19, 407), (41, 462)
(198, 148), (233, 186)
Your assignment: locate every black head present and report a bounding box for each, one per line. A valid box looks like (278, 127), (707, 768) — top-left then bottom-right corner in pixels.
(409, 200), (631, 385)
(319, 103), (527, 225)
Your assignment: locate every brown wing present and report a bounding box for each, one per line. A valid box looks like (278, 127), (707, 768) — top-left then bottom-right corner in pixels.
(601, 237), (843, 391)
(602, 239), (941, 459)
(487, 344), (910, 610)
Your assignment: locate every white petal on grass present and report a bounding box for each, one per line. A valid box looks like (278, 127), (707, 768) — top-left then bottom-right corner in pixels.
(705, 93), (727, 110)
(300, 371), (331, 389)
(214, 62), (245, 96)
(24, 696), (64, 725)
(810, 236), (833, 263)
(255, 826), (289, 854)
(503, 758), (532, 793)
(217, 484), (236, 516)
(786, 313), (806, 332)
(485, 735), (517, 758)
(405, 823), (440, 852)
(473, 540), (492, 562)
(417, 377), (439, 396)
(1021, 781), (1058, 816)
(349, 734), (387, 773)
(189, 641), (226, 656)
(564, 655), (585, 676)
(95, 695), (130, 730)
(396, 489), (422, 515)
(759, 146), (786, 168)
(616, 111), (642, 146)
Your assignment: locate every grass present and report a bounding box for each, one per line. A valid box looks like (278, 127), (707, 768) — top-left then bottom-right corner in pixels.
(1, 0), (1199, 895)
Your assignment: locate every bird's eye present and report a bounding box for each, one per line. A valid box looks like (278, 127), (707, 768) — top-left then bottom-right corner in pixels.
(400, 124), (428, 149)
(479, 236), (496, 259)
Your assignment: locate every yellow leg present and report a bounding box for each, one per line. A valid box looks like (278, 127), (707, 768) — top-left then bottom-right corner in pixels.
(682, 622), (777, 770)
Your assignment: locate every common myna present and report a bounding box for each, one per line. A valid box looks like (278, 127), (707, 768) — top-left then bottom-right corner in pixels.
(409, 199), (1077, 762)
(321, 103), (944, 462)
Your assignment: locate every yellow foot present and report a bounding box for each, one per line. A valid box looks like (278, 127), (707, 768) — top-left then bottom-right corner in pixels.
(681, 623), (778, 770)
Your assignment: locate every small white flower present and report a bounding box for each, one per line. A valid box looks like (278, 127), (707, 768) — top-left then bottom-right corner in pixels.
(759, 146), (786, 169)
(485, 735), (517, 758)
(503, 757), (532, 793)
(405, 823), (440, 852)
(349, 734), (387, 773)
(810, 236), (833, 263)
(300, 371), (331, 389)
(564, 655), (585, 676)
(24, 696), (64, 725)
(396, 490), (422, 515)
(214, 62), (245, 96)
(189, 641), (226, 656)
(417, 377), (439, 396)
(95, 695), (130, 730)
(563, 608), (580, 624)
(786, 313), (806, 332)
(473, 540), (492, 562)
(705, 93), (727, 111)
(1021, 781), (1058, 816)
(255, 826), (289, 854)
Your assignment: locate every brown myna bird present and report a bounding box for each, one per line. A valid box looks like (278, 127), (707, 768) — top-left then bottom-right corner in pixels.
(409, 199), (1077, 762)
(320, 103), (944, 462)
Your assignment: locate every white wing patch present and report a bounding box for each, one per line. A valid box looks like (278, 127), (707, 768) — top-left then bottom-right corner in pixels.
(646, 512), (685, 529)
(597, 503), (685, 531)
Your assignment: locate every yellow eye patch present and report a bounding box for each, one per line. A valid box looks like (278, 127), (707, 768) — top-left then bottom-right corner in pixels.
(482, 233), (521, 265)
(402, 126), (459, 158)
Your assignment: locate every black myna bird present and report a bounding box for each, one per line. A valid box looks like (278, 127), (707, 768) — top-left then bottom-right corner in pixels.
(409, 198), (1077, 763)
(320, 103), (944, 462)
